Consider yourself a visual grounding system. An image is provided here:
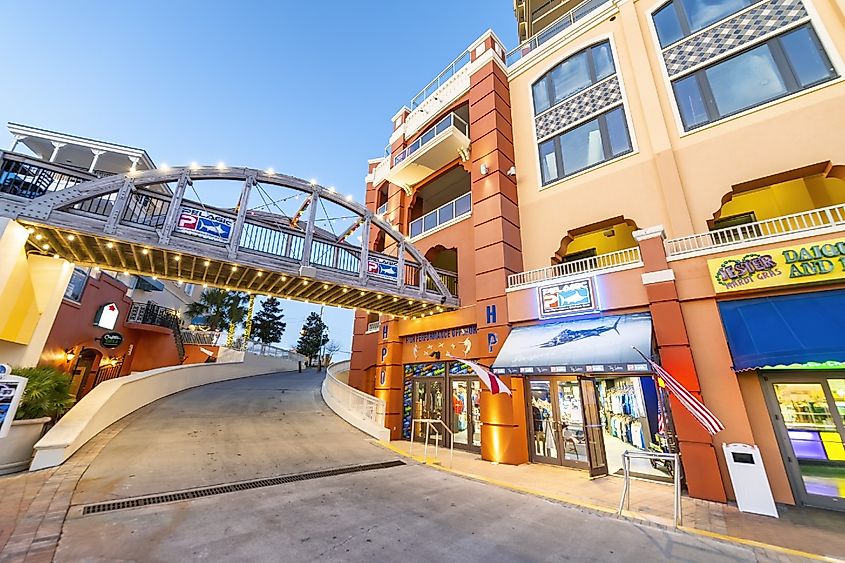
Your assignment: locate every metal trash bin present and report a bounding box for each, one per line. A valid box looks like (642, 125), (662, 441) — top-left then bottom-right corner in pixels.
(722, 443), (778, 518)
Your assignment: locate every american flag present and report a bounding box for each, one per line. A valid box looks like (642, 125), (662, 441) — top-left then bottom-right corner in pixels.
(447, 356), (512, 396)
(634, 348), (724, 435)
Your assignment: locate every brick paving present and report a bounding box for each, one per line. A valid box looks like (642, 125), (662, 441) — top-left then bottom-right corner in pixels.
(0, 419), (132, 563)
(383, 440), (845, 561)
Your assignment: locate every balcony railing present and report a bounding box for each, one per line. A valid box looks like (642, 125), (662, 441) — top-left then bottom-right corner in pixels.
(377, 202), (388, 215)
(0, 152), (92, 199)
(127, 301), (180, 328)
(506, 0), (611, 65)
(410, 49), (472, 110)
(508, 247), (642, 288)
(409, 193), (472, 239)
(393, 113), (469, 167)
(181, 330), (219, 345)
(665, 204), (845, 258)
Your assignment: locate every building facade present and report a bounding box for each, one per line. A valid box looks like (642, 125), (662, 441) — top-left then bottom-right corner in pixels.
(350, 0), (845, 511)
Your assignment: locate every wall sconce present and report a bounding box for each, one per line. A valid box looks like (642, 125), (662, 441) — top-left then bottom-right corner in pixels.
(480, 163), (489, 175)
(64, 348), (76, 363)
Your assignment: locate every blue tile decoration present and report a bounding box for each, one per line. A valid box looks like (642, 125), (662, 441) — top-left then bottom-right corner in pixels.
(534, 77), (622, 139)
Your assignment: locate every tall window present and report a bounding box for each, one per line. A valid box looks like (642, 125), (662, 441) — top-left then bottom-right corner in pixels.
(539, 107), (633, 185)
(653, 0), (764, 47)
(671, 25), (837, 130)
(64, 267), (90, 302)
(532, 41), (616, 114)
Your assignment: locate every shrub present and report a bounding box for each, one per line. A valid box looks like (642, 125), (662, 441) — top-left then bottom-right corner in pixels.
(11, 366), (75, 421)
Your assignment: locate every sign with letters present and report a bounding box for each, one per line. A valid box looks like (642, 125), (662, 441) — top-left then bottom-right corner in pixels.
(708, 236), (845, 293)
(176, 207), (233, 242)
(538, 278), (597, 318)
(0, 365), (27, 439)
(367, 258), (398, 280)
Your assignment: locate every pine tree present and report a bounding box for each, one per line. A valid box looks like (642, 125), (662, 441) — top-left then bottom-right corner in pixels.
(252, 297), (286, 345)
(296, 312), (329, 366)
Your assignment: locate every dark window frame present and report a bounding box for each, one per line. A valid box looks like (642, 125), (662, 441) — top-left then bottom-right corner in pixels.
(532, 40), (616, 115)
(671, 24), (837, 131)
(64, 267), (90, 303)
(653, 0), (767, 48)
(538, 106), (634, 186)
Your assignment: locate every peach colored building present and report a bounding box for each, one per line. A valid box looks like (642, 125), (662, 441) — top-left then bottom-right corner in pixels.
(351, 0), (845, 511)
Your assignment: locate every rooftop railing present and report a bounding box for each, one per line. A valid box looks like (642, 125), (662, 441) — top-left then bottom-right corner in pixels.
(506, 0), (611, 65)
(409, 192), (471, 239)
(410, 49), (472, 110)
(665, 204), (845, 257)
(393, 113), (469, 167)
(507, 247), (642, 288)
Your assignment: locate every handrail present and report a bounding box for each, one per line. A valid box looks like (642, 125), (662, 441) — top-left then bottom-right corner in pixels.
(617, 450), (682, 527)
(409, 418), (454, 468)
(409, 192), (472, 240)
(393, 113), (469, 167)
(664, 204), (845, 257)
(508, 247), (642, 288)
(506, 0), (611, 65)
(410, 49), (472, 110)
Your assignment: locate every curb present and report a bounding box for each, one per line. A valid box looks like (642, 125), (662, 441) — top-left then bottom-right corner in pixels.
(374, 440), (842, 562)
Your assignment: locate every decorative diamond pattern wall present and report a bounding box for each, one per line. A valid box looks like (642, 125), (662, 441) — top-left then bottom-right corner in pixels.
(662, 0), (808, 77)
(535, 77), (622, 139)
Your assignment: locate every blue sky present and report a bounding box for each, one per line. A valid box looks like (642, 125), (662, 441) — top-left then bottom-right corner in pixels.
(0, 1), (518, 356)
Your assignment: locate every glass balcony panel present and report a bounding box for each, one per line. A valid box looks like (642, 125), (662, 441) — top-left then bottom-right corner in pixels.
(455, 193), (472, 216)
(438, 204), (455, 223)
(410, 219), (423, 238)
(423, 212), (438, 232)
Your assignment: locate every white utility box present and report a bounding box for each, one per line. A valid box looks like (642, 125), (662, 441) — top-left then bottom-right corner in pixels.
(722, 443), (778, 518)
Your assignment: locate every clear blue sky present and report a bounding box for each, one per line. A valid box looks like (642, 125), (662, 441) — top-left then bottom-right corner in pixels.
(0, 1), (518, 356)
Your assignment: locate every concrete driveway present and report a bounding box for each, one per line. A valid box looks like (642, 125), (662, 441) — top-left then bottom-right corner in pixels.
(53, 370), (786, 562)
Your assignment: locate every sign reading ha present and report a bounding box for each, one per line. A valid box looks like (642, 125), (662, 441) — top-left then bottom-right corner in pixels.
(176, 208), (233, 242)
(538, 278), (597, 318)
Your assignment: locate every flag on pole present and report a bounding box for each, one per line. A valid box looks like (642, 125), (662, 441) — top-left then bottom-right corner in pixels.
(633, 347), (725, 435)
(447, 356), (512, 396)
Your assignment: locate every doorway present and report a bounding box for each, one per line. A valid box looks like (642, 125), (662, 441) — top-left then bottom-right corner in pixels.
(412, 378), (445, 444)
(449, 378), (482, 452)
(764, 373), (845, 511)
(71, 348), (101, 399)
(527, 377), (607, 476)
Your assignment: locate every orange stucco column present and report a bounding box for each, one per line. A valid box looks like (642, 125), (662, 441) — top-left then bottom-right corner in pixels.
(469, 46), (528, 465)
(372, 318), (406, 439)
(635, 226), (727, 502)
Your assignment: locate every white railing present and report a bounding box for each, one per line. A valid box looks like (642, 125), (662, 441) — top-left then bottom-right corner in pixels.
(366, 321), (381, 334)
(409, 192), (472, 239)
(393, 112), (469, 167)
(376, 202), (388, 215)
(372, 157), (390, 186)
(506, 0), (611, 65)
(410, 49), (472, 109)
(508, 247), (642, 288)
(244, 341), (306, 361)
(665, 204), (845, 258)
(322, 361), (389, 440)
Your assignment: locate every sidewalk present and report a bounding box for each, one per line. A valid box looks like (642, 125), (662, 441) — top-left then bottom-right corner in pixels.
(378, 440), (845, 562)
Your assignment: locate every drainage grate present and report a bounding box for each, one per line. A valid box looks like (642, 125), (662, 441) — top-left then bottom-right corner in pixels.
(81, 459), (405, 515)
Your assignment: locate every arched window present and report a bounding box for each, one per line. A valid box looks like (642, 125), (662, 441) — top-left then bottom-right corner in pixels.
(532, 41), (616, 114)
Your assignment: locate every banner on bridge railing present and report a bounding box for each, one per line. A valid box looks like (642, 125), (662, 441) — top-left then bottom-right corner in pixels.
(176, 208), (233, 242)
(367, 258), (398, 280)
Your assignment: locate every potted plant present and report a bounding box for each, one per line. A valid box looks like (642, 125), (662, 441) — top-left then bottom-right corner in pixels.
(0, 366), (75, 475)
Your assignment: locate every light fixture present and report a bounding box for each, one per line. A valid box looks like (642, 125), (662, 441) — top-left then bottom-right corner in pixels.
(322, 284), (328, 289)
(328, 186), (336, 193)
(152, 275), (158, 280)
(174, 255), (181, 261)
(142, 249), (149, 255)
(67, 234), (76, 241)
(204, 260), (210, 266)
(189, 161), (199, 170)
(506, 166), (516, 176)
(302, 280), (308, 285)
(257, 271), (263, 277)
(35, 234), (43, 241)
(64, 348), (76, 363)
(376, 295), (383, 299)
(480, 163), (489, 175)
(266, 168), (275, 175)
(342, 288), (349, 293)
(159, 162), (170, 171)
(231, 265), (238, 271)
(408, 300), (413, 305)
(281, 276), (288, 281)
(203, 283), (208, 288)
(41, 243), (50, 250)
(345, 195), (353, 202)
(393, 297), (398, 302)
(52, 254), (60, 259)
(360, 291), (365, 296)
(217, 161), (226, 170)
(26, 227), (34, 234)
(310, 178), (317, 185)
(106, 242), (114, 249)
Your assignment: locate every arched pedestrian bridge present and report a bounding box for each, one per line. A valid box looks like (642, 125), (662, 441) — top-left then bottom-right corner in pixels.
(0, 151), (458, 317)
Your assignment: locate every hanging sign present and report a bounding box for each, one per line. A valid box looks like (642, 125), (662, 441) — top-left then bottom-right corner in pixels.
(100, 332), (124, 349)
(176, 207), (233, 242)
(93, 302), (120, 330)
(538, 278), (597, 318)
(0, 365), (27, 439)
(708, 236), (845, 293)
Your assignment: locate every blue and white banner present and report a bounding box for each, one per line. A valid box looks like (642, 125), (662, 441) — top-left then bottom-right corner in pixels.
(538, 278), (597, 318)
(367, 258), (398, 280)
(0, 365), (27, 439)
(176, 208), (234, 242)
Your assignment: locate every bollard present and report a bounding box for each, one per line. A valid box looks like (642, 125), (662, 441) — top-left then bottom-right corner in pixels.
(298, 361), (302, 373)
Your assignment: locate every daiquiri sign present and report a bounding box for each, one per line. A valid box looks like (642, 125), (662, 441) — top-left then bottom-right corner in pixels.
(708, 236), (845, 293)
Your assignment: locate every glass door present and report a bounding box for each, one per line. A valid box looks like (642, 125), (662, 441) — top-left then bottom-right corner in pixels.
(412, 379), (446, 444)
(470, 380), (482, 449)
(529, 380), (560, 464)
(580, 378), (608, 477)
(448, 378), (482, 452)
(556, 380), (588, 469)
(527, 378), (589, 469)
(765, 375), (845, 511)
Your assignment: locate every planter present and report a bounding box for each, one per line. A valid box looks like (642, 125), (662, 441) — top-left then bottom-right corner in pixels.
(0, 417), (51, 475)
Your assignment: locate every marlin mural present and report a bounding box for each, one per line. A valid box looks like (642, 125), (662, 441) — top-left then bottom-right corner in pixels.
(538, 316), (622, 348)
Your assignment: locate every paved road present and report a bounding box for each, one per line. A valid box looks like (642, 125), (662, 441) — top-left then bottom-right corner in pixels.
(56, 370), (783, 562)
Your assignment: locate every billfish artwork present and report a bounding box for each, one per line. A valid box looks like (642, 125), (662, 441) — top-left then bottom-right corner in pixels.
(539, 316), (621, 347)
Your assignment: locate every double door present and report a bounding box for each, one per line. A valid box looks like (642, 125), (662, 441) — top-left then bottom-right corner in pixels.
(411, 377), (482, 451)
(528, 377), (607, 477)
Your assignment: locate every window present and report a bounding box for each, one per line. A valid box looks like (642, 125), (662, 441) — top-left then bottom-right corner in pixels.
(64, 267), (90, 302)
(183, 283), (195, 297)
(538, 107), (633, 185)
(532, 41), (616, 114)
(672, 25), (837, 130)
(653, 0), (764, 47)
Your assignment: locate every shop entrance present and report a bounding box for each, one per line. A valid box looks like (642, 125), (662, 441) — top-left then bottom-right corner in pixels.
(449, 377), (481, 452)
(70, 348), (101, 399)
(528, 377), (607, 476)
(412, 378), (445, 444)
(764, 373), (845, 511)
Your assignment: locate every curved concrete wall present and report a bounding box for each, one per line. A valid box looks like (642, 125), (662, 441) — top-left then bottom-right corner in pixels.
(30, 354), (289, 471)
(322, 361), (390, 441)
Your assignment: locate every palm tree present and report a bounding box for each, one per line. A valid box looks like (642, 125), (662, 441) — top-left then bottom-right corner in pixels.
(184, 289), (230, 331)
(223, 292), (249, 347)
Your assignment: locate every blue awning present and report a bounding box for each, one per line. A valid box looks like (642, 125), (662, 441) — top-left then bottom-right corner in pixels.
(718, 289), (845, 371)
(491, 313), (653, 375)
(135, 276), (164, 292)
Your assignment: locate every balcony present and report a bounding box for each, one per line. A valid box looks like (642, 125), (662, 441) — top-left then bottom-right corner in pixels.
(665, 203), (845, 258)
(506, 0), (612, 65)
(385, 112), (470, 190)
(507, 247), (642, 289)
(410, 50), (471, 110)
(126, 301), (180, 329)
(409, 193), (471, 240)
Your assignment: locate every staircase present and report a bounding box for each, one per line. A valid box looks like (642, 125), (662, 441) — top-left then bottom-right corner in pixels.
(127, 301), (186, 362)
